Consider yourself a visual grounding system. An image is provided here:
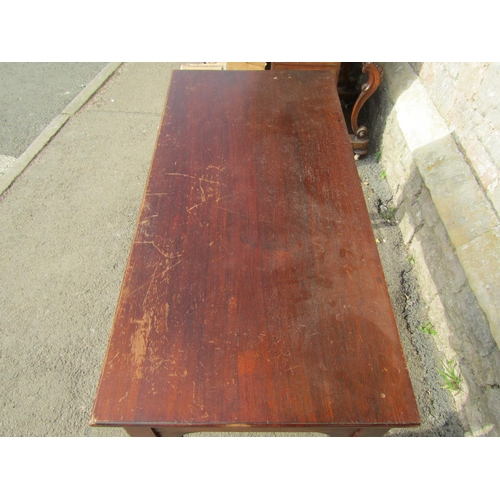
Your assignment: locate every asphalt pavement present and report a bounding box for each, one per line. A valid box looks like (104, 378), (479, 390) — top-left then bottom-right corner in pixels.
(0, 63), (107, 175)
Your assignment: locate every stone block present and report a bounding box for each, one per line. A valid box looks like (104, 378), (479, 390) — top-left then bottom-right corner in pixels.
(490, 183), (500, 216)
(402, 164), (424, 204)
(444, 63), (461, 79)
(395, 169), (424, 243)
(408, 235), (440, 305)
(405, 212), (465, 298)
(417, 185), (442, 229)
(428, 72), (459, 124)
(463, 406), (492, 437)
(483, 388), (500, 429)
(482, 129), (500, 167)
(433, 220), (467, 294)
(379, 108), (418, 206)
(446, 281), (498, 361)
(395, 81), (451, 154)
(455, 63), (489, 101)
(476, 118), (494, 146)
(474, 62), (500, 131)
(395, 150), (416, 207)
(390, 65), (500, 251)
(381, 63), (417, 103)
(380, 110), (402, 168)
(415, 138), (498, 248)
(447, 92), (477, 136)
(456, 227), (500, 347)
(411, 221), (441, 276)
(398, 210), (414, 246)
(417, 63), (437, 89)
(409, 62), (424, 74)
(436, 181), (497, 248)
(458, 128), (499, 193)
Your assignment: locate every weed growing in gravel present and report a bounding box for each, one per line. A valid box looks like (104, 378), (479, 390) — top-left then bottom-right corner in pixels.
(375, 150), (382, 162)
(380, 170), (387, 179)
(406, 254), (415, 266)
(439, 359), (462, 394)
(380, 206), (396, 223)
(419, 321), (437, 336)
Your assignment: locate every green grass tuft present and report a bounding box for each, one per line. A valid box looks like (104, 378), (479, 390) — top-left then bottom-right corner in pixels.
(439, 359), (462, 394)
(419, 321), (437, 336)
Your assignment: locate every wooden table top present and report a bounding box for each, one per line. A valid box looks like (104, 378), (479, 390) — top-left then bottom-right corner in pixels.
(91, 70), (419, 431)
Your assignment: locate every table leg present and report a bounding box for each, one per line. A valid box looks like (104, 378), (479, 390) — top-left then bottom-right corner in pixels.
(124, 427), (187, 437)
(349, 62), (383, 156)
(124, 426), (159, 437)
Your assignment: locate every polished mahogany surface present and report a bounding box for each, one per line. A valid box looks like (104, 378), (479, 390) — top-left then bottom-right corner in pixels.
(91, 70), (419, 431)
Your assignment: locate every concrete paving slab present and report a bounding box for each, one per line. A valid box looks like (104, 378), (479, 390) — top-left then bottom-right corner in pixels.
(86, 62), (181, 114)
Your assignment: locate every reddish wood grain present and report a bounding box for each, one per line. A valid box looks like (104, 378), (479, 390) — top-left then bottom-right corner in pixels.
(91, 70), (419, 433)
(271, 62), (341, 85)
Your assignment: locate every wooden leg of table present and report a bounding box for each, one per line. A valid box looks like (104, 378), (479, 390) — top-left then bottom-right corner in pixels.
(323, 427), (389, 437)
(124, 426), (159, 437)
(353, 427), (389, 437)
(349, 62), (383, 156)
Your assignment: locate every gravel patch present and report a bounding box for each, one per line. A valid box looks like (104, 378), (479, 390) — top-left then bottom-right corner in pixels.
(356, 152), (464, 436)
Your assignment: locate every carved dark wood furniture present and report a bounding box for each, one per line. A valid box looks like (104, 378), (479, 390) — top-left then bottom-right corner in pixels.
(90, 70), (419, 437)
(346, 62), (383, 156)
(271, 62), (383, 156)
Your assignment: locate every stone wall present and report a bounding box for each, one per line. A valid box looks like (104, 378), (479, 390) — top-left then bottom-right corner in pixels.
(369, 62), (500, 436)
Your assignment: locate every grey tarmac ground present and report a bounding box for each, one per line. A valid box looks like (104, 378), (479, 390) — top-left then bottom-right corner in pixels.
(0, 62), (463, 436)
(0, 63), (107, 170)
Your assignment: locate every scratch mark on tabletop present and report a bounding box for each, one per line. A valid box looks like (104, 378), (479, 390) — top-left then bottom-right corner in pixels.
(158, 258), (185, 285)
(142, 260), (160, 307)
(187, 201), (203, 212)
(107, 351), (120, 369)
(130, 313), (152, 380)
(139, 214), (158, 224)
(123, 280), (149, 300)
(217, 206), (245, 217)
(118, 392), (129, 404)
(163, 172), (224, 186)
(199, 179), (206, 203)
(313, 242), (326, 253)
(135, 240), (183, 261)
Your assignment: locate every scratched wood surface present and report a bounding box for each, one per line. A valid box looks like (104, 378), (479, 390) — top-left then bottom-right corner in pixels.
(91, 70), (420, 431)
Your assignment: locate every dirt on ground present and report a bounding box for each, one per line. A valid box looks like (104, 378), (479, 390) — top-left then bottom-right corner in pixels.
(356, 151), (464, 436)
